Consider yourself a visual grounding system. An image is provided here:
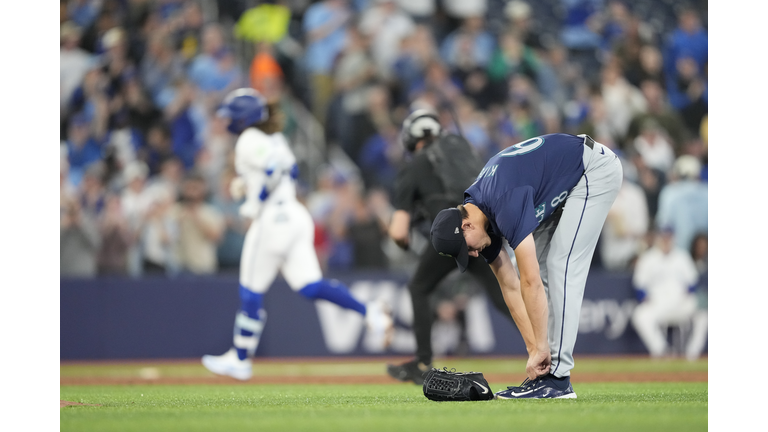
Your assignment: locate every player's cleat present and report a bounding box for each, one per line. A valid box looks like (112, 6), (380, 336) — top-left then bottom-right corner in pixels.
(494, 373), (577, 399)
(386, 359), (432, 385)
(201, 348), (253, 381)
(365, 301), (395, 350)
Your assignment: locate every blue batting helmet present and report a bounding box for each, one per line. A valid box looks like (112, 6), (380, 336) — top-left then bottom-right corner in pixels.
(217, 88), (269, 135)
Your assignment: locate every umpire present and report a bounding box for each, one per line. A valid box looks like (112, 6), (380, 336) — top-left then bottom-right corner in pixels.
(386, 108), (514, 384)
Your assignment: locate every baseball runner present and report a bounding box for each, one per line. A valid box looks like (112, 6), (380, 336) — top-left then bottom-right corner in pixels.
(431, 133), (622, 399)
(386, 109), (516, 385)
(202, 88), (393, 380)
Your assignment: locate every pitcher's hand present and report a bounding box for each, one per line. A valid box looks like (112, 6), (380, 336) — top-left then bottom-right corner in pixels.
(526, 349), (551, 379)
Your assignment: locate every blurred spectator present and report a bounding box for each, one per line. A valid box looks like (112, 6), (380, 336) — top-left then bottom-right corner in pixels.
(140, 185), (180, 276)
(441, 0), (487, 25)
(439, 15), (495, 79)
(503, 1), (544, 51)
(559, 0), (603, 76)
(359, 0), (416, 81)
(173, 171), (226, 275)
(97, 193), (133, 275)
(138, 122), (175, 175)
(322, 176), (361, 271)
(348, 189), (390, 269)
(140, 29), (186, 105)
(574, 88), (611, 144)
(655, 155), (707, 252)
(61, 191), (102, 278)
(452, 96), (495, 162)
(61, 21), (96, 113)
(66, 0), (101, 29)
(487, 30), (539, 91)
(328, 25), (377, 155)
(391, 24), (439, 104)
(213, 168), (249, 270)
(670, 55), (707, 136)
(599, 159), (649, 271)
(64, 113), (105, 187)
(123, 73), (163, 145)
(494, 74), (543, 147)
(662, 7), (708, 135)
(596, 0), (634, 53)
(599, 58), (646, 143)
(662, 6), (708, 101)
(99, 26), (135, 99)
(158, 78), (206, 170)
(302, 0), (352, 125)
(625, 79), (688, 153)
(195, 114), (234, 195)
(187, 23), (245, 97)
(120, 160), (152, 277)
(345, 82), (399, 167)
(632, 118), (675, 175)
(631, 227), (701, 358)
(686, 231), (708, 361)
(305, 166), (348, 269)
(145, 156), (185, 203)
(169, 0), (207, 62)
(624, 43), (664, 90)
(356, 111), (403, 194)
(78, 162), (108, 220)
(407, 59), (462, 107)
(535, 43), (580, 110)
(690, 232), (707, 274)
(394, 0), (435, 24)
(249, 42), (285, 101)
(80, 3), (122, 55)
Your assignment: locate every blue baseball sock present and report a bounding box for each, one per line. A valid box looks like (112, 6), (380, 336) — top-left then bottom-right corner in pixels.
(298, 279), (366, 315)
(235, 285), (265, 360)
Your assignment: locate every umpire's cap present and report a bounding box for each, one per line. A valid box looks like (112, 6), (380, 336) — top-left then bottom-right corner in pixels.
(430, 208), (469, 273)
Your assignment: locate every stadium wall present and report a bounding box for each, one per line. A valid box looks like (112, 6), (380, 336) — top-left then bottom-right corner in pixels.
(60, 271), (677, 360)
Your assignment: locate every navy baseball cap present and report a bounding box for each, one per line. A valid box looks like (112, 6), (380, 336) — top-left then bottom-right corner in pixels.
(430, 208), (469, 273)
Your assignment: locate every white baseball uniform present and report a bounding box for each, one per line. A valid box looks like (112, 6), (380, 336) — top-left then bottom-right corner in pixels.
(234, 127), (323, 293)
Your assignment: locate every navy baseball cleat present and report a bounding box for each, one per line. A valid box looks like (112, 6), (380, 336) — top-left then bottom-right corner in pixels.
(494, 373), (577, 399)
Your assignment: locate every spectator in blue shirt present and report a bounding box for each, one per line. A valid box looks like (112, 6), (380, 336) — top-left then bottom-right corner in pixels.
(302, 0), (352, 125)
(662, 6), (708, 114)
(656, 154), (707, 252)
(65, 113), (104, 187)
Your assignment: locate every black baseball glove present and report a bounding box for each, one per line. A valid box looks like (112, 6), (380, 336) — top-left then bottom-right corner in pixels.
(422, 367), (494, 401)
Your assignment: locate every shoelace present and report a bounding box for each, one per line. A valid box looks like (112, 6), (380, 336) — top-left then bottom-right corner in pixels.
(507, 376), (541, 391)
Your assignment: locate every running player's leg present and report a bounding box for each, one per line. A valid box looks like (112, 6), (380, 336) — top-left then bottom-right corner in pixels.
(281, 203), (392, 347)
(281, 203), (365, 314)
(232, 214), (283, 360)
(202, 215), (283, 379)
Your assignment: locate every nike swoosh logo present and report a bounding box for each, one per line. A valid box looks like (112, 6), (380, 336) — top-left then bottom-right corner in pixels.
(472, 381), (489, 394)
(600, 148), (605, 155)
(510, 389), (536, 397)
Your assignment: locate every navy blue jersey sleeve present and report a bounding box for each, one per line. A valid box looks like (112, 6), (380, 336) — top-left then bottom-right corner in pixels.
(479, 232), (503, 263)
(496, 186), (540, 249)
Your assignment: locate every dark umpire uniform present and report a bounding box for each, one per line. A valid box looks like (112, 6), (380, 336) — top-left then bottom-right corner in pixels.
(386, 110), (513, 384)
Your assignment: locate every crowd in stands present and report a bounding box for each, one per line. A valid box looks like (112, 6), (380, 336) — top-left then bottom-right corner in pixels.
(60, 0), (708, 282)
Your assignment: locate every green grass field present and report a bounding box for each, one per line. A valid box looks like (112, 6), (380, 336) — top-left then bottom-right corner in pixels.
(61, 357), (708, 432)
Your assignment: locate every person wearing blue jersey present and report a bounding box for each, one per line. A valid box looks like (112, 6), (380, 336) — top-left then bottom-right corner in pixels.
(430, 133), (622, 399)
